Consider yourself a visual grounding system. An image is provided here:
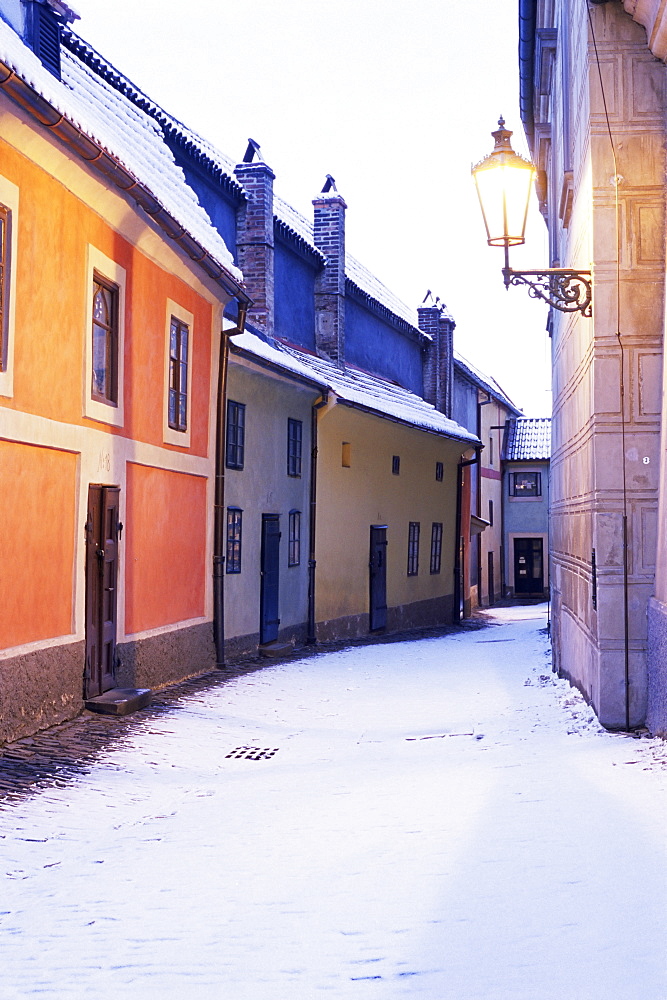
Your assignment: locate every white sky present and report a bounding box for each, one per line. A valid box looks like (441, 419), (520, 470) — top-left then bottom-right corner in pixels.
(74, 0), (552, 416)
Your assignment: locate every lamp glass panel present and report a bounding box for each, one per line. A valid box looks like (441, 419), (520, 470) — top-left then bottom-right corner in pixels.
(474, 160), (535, 247)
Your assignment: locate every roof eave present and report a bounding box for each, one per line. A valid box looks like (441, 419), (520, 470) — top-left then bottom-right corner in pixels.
(0, 58), (250, 306)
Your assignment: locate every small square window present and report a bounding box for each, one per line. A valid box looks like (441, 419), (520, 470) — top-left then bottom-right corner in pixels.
(226, 507), (242, 573)
(287, 418), (302, 477)
(430, 522), (443, 574)
(435, 461), (444, 482)
(288, 510), (301, 566)
(407, 521), (420, 576)
(510, 471), (541, 497)
(226, 400), (246, 470)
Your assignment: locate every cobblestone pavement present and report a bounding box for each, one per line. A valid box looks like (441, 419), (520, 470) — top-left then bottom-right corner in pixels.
(0, 617), (490, 802)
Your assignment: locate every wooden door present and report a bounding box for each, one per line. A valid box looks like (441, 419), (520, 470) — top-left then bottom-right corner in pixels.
(514, 537), (544, 595)
(85, 485), (120, 698)
(260, 514), (281, 644)
(369, 525), (388, 630)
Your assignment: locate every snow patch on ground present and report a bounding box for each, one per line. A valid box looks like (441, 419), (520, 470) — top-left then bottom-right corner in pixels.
(0, 604), (665, 999)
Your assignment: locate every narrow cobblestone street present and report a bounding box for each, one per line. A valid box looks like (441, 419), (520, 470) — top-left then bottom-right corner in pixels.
(1, 604), (666, 999)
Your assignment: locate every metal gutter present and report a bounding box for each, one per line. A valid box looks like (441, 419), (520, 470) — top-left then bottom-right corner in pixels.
(519, 0), (537, 151)
(0, 58), (251, 307)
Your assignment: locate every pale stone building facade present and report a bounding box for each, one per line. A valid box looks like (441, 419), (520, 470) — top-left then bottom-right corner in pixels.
(520, 0), (667, 733)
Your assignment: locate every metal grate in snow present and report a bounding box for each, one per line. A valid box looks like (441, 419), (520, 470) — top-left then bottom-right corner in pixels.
(225, 746), (279, 761)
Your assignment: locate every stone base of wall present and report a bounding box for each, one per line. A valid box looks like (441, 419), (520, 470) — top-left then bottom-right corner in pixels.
(647, 597), (667, 737)
(116, 621), (217, 691)
(0, 640), (84, 744)
(316, 595), (454, 644)
(223, 622), (309, 662)
(554, 599), (648, 731)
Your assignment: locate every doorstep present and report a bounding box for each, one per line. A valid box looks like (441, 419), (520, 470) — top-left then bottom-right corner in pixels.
(258, 642), (293, 658)
(85, 688), (152, 716)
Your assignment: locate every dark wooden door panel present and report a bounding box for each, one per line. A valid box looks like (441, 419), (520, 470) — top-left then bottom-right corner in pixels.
(85, 485), (119, 698)
(369, 526), (387, 631)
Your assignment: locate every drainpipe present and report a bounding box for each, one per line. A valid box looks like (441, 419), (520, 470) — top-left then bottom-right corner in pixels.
(307, 393), (329, 644)
(454, 448), (481, 621)
(214, 302), (248, 668)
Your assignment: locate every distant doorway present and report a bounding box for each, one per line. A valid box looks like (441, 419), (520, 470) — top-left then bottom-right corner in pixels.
(84, 485), (120, 699)
(514, 537), (544, 595)
(369, 526), (388, 630)
(260, 514), (281, 644)
(487, 550), (495, 606)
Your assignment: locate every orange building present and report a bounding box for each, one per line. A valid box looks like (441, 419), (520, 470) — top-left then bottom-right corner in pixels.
(0, 5), (247, 741)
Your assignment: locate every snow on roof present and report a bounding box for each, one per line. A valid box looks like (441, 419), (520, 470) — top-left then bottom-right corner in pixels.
(503, 416), (551, 461)
(230, 330), (479, 445)
(453, 351), (522, 415)
(0, 19), (241, 284)
(61, 29), (422, 334)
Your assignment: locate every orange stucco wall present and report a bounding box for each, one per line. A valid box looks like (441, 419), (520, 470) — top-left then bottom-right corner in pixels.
(124, 463), (207, 633)
(0, 441), (77, 648)
(0, 137), (213, 456)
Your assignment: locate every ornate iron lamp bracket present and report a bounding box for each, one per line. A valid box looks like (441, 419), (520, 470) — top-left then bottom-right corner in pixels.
(503, 267), (592, 317)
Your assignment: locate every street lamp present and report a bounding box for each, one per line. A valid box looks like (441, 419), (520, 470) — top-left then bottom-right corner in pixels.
(472, 118), (592, 317)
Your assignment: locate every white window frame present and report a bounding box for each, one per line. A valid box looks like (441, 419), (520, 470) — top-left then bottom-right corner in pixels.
(0, 175), (19, 399)
(83, 245), (126, 427)
(163, 298), (194, 448)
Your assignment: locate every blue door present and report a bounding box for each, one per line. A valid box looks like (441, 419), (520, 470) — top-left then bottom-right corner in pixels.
(260, 514), (281, 643)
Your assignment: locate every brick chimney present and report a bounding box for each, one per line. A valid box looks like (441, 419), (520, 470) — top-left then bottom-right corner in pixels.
(313, 176), (347, 366)
(234, 140), (275, 337)
(419, 298), (455, 418)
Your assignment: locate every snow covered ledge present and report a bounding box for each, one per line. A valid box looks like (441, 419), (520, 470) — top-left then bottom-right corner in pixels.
(624, 0), (667, 62)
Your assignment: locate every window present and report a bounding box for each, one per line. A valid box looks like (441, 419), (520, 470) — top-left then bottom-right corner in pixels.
(0, 205), (9, 374)
(510, 471), (541, 497)
(430, 522), (443, 574)
(84, 246), (125, 426)
(91, 273), (119, 406)
(287, 418), (302, 477)
(226, 508), (242, 573)
(490, 435), (494, 466)
(407, 521), (420, 576)
(226, 400), (246, 470)
(163, 300), (194, 446)
(435, 461), (444, 482)
(392, 455), (400, 475)
(489, 499), (494, 527)
(288, 510), (301, 566)
(168, 316), (189, 432)
(0, 178), (17, 398)
(342, 442), (351, 467)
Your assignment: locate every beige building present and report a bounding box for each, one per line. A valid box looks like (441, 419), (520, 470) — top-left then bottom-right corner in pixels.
(520, 0), (667, 733)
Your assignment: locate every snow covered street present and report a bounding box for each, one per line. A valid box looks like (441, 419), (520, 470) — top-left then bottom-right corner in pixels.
(1, 604), (666, 999)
